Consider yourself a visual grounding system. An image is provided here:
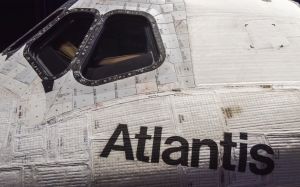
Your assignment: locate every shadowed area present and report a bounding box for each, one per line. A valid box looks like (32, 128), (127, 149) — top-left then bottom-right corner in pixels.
(0, 0), (68, 52)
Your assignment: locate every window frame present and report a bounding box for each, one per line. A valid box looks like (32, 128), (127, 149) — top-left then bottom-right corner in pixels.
(23, 8), (100, 81)
(72, 9), (166, 86)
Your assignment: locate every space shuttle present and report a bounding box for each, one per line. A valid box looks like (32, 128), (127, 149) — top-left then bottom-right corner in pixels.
(0, 0), (300, 186)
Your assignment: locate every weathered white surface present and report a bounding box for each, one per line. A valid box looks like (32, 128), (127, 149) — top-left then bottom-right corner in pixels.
(186, 0), (300, 85)
(0, 0), (300, 186)
(1, 87), (300, 186)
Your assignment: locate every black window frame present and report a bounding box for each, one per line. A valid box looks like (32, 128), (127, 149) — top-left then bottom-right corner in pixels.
(24, 8), (100, 81)
(72, 9), (166, 86)
(23, 9), (165, 86)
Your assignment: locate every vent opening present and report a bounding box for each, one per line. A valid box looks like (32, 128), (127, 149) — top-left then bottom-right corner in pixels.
(82, 13), (161, 80)
(29, 11), (95, 77)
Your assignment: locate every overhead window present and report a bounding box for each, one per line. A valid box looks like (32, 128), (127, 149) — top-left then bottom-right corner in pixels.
(81, 12), (165, 82)
(28, 11), (96, 77)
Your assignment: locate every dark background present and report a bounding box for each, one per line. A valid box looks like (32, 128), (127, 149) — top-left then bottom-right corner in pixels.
(0, 0), (68, 52)
(0, 0), (300, 52)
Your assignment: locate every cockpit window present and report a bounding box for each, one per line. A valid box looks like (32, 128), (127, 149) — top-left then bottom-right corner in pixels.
(24, 9), (165, 87)
(79, 11), (165, 83)
(3, 9), (64, 57)
(28, 11), (96, 78)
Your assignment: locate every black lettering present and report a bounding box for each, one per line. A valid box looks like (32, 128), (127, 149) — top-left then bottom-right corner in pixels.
(100, 124), (134, 160)
(135, 126), (152, 162)
(249, 144), (274, 175)
(191, 139), (218, 169)
(151, 127), (162, 163)
(220, 133), (237, 171)
(238, 133), (248, 172)
(162, 136), (189, 166)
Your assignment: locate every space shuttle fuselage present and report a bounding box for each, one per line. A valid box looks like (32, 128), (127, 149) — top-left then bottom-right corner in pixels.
(0, 0), (300, 186)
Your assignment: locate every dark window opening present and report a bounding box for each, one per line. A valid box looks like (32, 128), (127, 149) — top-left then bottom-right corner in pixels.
(29, 11), (95, 77)
(3, 9), (64, 56)
(82, 13), (161, 80)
